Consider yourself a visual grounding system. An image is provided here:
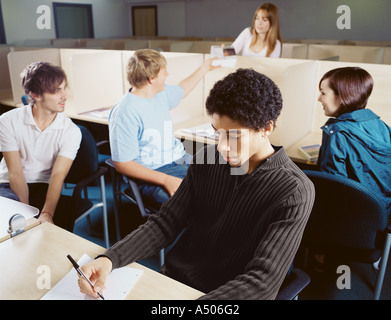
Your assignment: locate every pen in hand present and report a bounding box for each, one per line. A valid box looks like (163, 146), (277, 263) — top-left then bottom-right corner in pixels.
(67, 254), (105, 300)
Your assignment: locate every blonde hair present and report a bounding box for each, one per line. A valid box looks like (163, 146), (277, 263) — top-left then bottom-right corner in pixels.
(250, 3), (282, 57)
(127, 49), (167, 88)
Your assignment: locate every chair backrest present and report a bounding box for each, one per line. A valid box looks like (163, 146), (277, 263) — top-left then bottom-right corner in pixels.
(21, 95), (29, 105)
(105, 157), (158, 217)
(65, 125), (98, 184)
(302, 170), (387, 263)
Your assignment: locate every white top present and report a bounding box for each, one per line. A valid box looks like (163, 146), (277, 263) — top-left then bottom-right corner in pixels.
(232, 27), (281, 58)
(0, 105), (81, 184)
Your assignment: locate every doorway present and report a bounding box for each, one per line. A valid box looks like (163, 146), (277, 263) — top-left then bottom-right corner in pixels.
(132, 6), (157, 37)
(53, 3), (94, 38)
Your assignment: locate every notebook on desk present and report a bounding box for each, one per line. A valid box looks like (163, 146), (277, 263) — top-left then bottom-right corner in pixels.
(298, 144), (320, 163)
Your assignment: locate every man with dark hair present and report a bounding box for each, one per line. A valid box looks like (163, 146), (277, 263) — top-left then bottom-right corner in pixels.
(78, 68), (314, 300)
(0, 62), (81, 227)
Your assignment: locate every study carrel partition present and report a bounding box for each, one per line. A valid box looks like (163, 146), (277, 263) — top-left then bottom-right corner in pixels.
(0, 46), (13, 106)
(60, 49), (123, 124)
(383, 48), (391, 65)
(308, 44), (385, 64)
(7, 48), (61, 106)
(202, 56), (317, 150)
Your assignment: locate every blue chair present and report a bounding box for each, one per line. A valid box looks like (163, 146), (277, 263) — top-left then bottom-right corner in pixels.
(105, 158), (164, 265)
(301, 170), (391, 300)
(21, 95), (29, 105)
(275, 267), (311, 300)
(58, 125), (112, 248)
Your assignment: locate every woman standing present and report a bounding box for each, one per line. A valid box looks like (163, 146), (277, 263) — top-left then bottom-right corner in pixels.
(232, 3), (282, 58)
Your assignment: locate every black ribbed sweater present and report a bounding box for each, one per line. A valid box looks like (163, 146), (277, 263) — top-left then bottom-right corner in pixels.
(104, 145), (315, 299)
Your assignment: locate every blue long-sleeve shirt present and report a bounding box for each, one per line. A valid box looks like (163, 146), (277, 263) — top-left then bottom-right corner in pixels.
(318, 109), (391, 216)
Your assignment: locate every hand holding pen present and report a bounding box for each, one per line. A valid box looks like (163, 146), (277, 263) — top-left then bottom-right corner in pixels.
(67, 254), (112, 300)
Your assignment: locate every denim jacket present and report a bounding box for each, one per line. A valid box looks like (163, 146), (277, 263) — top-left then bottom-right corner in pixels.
(318, 109), (391, 215)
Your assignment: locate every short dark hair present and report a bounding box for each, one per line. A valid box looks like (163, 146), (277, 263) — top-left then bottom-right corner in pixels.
(319, 67), (373, 117)
(20, 62), (67, 99)
(205, 68), (283, 131)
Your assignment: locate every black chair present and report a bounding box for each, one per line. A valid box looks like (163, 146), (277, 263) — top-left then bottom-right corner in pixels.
(301, 170), (391, 300)
(58, 125), (111, 248)
(105, 158), (164, 265)
(275, 268), (311, 300)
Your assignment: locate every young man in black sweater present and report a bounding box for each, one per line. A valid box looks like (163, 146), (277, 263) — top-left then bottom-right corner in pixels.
(79, 69), (315, 300)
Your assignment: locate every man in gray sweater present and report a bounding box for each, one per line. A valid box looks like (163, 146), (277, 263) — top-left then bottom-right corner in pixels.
(79, 68), (315, 300)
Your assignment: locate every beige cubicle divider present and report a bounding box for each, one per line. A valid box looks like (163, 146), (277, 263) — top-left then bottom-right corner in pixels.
(21, 39), (53, 48)
(203, 56), (317, 149)
(59, 48), (104, 102)
(121, 51), (205, 126)
(312, 60), (391, 134)
(124, 39), (149, 50)
(148, 39), (178, 52)
(7, 49), (61, 106)
(170, 41), (194, 53)
(192, 41), (231, 54)
(0, 46), (12, 101)
(281, 43), (308, 59)
(52, 39), (80, 48)
(308, 44), (385, 64)
(383, 48), (391, 65)
(84, 38), (112, 49)
(60, 49), (123, 122)
(165, 52), (205, 125)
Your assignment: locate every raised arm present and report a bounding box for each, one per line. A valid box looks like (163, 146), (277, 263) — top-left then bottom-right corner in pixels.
(178, 57), (219, 98)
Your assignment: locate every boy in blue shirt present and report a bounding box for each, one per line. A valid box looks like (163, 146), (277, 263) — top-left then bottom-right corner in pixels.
(109, 49), (217, 206)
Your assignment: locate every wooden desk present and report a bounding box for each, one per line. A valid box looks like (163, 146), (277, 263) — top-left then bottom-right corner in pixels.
(174, 116), (217, 146)
(0, 223), (203, 300)
(285, 132), (322, 164)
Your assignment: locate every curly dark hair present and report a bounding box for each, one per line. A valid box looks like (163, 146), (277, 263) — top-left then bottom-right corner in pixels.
(205, 68), (283, 131)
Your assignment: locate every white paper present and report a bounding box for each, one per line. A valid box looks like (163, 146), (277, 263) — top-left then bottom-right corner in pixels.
(211, 57), (237, 68)
(41, 254), (143, 300)
(182, 123), (217, 141)
(80, 108), (112, 119)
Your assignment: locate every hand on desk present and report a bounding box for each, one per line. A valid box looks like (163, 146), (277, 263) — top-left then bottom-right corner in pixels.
(38, 211), (54, 225)
(78, 256), (113, 298)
